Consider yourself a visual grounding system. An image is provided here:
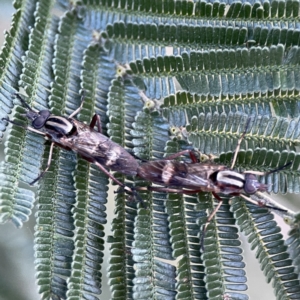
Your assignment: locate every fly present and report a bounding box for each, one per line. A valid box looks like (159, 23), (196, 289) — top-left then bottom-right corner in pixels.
(134, 124), (292, 243)
(3, 93), (138, 193)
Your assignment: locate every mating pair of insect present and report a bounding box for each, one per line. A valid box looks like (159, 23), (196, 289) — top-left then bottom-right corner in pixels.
(3, 93), (290, 238)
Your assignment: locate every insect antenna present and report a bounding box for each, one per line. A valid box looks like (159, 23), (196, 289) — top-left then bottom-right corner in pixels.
(2, 117), (25, 128)
(2, 95), (32, 127)
(243, 161), (293, 178)
(2, 115), (48, 136)
(265, 161), (292, 175)
(14, 93), (36, 112)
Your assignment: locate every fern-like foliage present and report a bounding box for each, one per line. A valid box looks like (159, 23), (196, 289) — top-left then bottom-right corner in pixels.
(0, 0), (300, 299)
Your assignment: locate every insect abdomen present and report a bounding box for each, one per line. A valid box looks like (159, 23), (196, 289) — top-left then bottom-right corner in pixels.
(102, 148), (139, 176)
(137, 160), (188, 186)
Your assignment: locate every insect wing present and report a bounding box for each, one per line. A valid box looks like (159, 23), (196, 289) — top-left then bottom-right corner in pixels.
(176, 163), (226, 191)
(137, 160), (174, 185)
(60, 119), (139, 176)
(137, 160), (225, 192)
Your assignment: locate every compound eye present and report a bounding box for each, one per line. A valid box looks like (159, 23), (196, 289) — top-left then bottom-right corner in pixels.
(32, 110), (51, 129)
(244, 174), (258, 194)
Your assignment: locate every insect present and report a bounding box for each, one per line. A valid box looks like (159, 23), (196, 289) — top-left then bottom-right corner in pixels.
(3, 93), (138, 193)
(134, 124), (292, 243)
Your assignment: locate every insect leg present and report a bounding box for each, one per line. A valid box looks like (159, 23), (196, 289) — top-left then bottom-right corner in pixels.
(131, 186), (202, 208)
(132, 150), (198, 167)
(68, 92), (85, 118)
(163, 150), (191, 160)
(93, 161), (132, 193)
(239, 193), (270, 207)
(230, 119), (251, 169)
(163, 150), (198, 163)
(30, 142), (55, 185)
(189, 151), (199, 163)
(136, 185), (204, 194)
(115, 186), (146, 208)
(26, 126), (48, 136)
(252, 191), (294, 215)
(89, 114), (102, 133)
(200, 192), (224, 250)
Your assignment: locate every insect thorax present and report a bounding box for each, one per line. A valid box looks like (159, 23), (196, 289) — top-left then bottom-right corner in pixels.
(215, 170), (267, 195)
(44, 116), (75, 136)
